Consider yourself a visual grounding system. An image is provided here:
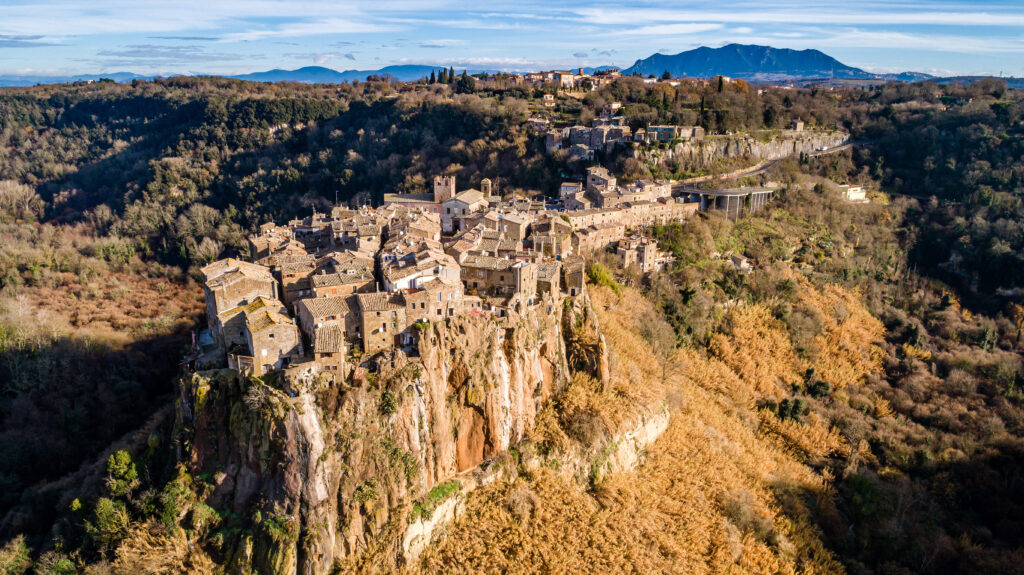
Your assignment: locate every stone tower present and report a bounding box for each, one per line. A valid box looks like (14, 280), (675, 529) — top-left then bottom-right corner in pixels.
(433, 175), (456, 203)
(480, 178), (492, 196)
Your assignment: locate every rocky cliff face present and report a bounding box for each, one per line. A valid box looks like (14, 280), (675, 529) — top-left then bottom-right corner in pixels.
(174, 293), (587, 574)
(635, 131), (848, 171)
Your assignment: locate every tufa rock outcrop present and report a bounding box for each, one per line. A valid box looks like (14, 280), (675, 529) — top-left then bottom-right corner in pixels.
(173, 292), (601, 574)
(634, 130), (848, 171)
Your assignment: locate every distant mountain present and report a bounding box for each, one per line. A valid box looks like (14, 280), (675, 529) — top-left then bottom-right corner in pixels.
(622, 44), (932, 83)
(232, 65), (449, 84)
(933, 75), (1024, 89)
(0, 71), (150, 87)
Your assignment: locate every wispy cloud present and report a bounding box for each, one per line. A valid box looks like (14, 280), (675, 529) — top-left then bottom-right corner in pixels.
(223, 17), (400, 42)
(0, 34), (59, 48)
(613, 23), (723, 36)
(93, 44), (252, 66)
(575, 6), (1024, 27)
(149, 35), (219, 41)
(418, 39), (466, 49)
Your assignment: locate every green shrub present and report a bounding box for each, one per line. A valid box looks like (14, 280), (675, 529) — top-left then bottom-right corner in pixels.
(586, 263), (621, 296)
(0, 535), (31, 575)
(411, 480), (461, 521)
(104, 449), (139, 498)
(85, 498), (131, 552)
(380, 391), (397, 416)
(353, 478), (379, 504)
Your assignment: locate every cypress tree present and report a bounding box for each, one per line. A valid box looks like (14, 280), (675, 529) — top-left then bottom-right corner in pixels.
(429, 70), (436, 84)
(448, 66), (455, 84)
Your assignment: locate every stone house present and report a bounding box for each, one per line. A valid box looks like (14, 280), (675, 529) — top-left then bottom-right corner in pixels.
(573, 222), (626, 253)
(618, 236), (661, 273)
(460, 256), (538, 300)
(559, 181), (583, 198)
(313, 324), (346, 375)
(564, 192), (593, 211)
(402, 278), (464, 343)
(243, 300), (303, 375)
(536, 261), (562, 297)
(586, 166), (616, 194)
(356, 292), (407, 355)
(295, 296), (350, 346)
(201, 258), (279, 351)
(442, 189), (488, 234)
(279, 259), (317, 308)
(311, 270), (375, 298)
(465, 211), (533, 242)
(217, 296), (284, 358)
(561, 256), (586, 297)
(561, 207), (625, 230)
(381, 246), (461, 292)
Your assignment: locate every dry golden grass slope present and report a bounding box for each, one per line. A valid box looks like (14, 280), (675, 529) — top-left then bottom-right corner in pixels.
(415, 280), (885, 574)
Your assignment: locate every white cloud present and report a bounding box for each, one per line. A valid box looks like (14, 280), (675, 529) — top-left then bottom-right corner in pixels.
(613, 23), (723, 36)
(575, 6), (1024, 27)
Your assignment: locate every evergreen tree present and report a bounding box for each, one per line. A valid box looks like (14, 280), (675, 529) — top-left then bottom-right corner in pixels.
(448, 66), (455, 84)
(661, 70), (671, 80)
(429, 70), (436, 84)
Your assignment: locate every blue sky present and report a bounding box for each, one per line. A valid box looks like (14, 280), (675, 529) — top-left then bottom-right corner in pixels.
(1, 0), (1023, 77)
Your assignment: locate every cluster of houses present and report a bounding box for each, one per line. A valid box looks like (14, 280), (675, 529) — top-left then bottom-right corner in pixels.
(546, 116), (706, 160)
(198, 157), (785, 379)
(201, 174), (699, 379)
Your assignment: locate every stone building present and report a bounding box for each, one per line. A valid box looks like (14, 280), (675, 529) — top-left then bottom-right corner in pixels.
(313, 325), (346, 375)
(295, 296), (350, 345)
(460, 256), (538, 300)
(311, 270), (374, 298)
(201, 258), (278, 351)
(562, 256), (586, 297)
(403, 278), (464, 326)
(586, 166), (616, 194)
(433, 175), (456, 203)
(536, 261), (562, 297)
(442, 189), (488, 234)
(356, 292), (407, 355)
(243, 299), (303, 375)
(617, 236), (661, 273)
(573, 222), (626, 253)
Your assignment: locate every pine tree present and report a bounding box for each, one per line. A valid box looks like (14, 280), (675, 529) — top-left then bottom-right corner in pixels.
(448, 66), (455, 84)
(429, 70), (436, 84)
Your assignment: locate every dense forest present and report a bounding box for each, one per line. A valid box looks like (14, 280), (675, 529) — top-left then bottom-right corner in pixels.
(0, 74), (1022, 573)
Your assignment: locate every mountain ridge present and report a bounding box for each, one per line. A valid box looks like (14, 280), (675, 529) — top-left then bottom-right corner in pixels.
(4, 44), (1017, 87)
(621, 43), (932, 82)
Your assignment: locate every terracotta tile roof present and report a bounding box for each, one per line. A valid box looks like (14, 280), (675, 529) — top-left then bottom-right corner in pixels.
(312, 270), (373, 287)
(314, 325), (345, 354)
(356, 292), (404, 312)
(298, 296), (350, 319)
(245, 309), (293, 333)
(461, 254), (513, 271)
(537, 262), (561, 280)
(448, 189), (485, 205)
(202, 258), (273, 285)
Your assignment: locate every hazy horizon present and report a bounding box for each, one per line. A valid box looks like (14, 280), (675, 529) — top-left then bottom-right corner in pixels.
(2, 0), (1023, 78)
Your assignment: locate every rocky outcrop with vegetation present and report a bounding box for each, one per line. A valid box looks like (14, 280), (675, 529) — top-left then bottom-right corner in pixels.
(634, 130), (848, 172)
(170, 292), (592, 574)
